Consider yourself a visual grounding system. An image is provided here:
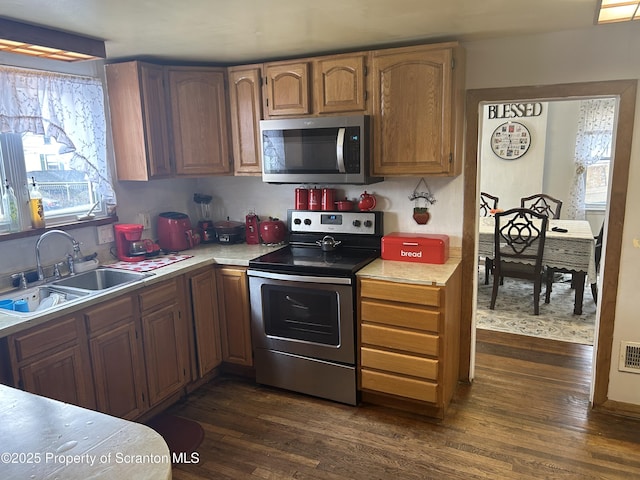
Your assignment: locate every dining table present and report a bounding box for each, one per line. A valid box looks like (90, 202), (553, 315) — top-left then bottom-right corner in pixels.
(478, 217), (596, 315)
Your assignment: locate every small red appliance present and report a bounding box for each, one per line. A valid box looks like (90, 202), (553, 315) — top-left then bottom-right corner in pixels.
(245, 213), (260, 245)
(114, 223), (144, 262)
(157, 212), (200, 252)
(381, 232), (449, 264)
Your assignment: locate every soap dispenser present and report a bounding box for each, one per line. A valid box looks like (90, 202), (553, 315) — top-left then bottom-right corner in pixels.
(28, 177), (45, 229)
(2, 179), (19, 232)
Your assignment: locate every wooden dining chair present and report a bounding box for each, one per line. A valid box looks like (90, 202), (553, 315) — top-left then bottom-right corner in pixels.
(520, 193), (563, 219)
(480, 192), (500, 284)
(490, 208), (550, 315)
(590, 223), (604, 305)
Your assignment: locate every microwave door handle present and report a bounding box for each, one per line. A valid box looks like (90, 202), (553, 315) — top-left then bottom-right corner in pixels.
(336, 127), (346, 173)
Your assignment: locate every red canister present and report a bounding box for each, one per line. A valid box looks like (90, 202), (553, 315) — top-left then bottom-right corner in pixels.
(308, 188), (321, 211)
(321, 188), (335, 211)
(295, 187), (308, 210)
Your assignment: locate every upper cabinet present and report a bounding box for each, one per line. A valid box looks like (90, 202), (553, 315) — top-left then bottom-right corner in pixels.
(263, 61), (311, 117)
(105, 62), (173, 180)
(105, 61), (232, 181)
(168, 67), (232, 176)
(228, 64), (264, 175)
(371, 43), (465, 177)
(313, 53), (369, 114)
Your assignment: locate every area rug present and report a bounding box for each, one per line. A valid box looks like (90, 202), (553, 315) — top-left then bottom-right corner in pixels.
(476, 270), (596, 345)
(146, 413), (204, 460)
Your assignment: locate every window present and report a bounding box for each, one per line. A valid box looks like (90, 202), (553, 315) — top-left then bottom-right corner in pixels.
(0, 65), (115, 234)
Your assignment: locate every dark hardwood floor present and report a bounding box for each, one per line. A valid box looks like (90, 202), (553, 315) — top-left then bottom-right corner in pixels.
(167, 330), (640, 479)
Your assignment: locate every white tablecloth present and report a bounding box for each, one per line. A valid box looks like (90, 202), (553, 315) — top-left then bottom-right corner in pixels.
(479, 217), (596, 283)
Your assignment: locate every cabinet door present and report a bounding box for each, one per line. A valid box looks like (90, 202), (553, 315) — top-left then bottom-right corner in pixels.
(105, 61), (173, 180)
(168, 67), (232, 175)
(228, 65), (263, 175)
(142, 303), (189, 407)
(263, 62), (310, 117)
(20, 344), (95, 409)
(190, 269), (223, 377)
(89, 322), (147, 419)
(314, 54), (368, 114)
(84, 295), (147, 420)
(371, 45), (456, 176)
(216, 267), (253, 366)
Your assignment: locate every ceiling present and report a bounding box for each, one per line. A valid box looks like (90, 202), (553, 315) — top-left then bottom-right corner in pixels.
(1, 0), (603, 64)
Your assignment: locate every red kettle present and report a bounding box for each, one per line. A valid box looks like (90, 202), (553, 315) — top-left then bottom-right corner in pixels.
(259, 217), (287, 244)
(358, 191), (377, 211)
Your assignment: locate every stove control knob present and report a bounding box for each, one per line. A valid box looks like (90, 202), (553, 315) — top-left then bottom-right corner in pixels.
(352, 220), (361, 227)
(304, 218), (312, 225)
(363, 220), (373, 228)
(293, 218), (302, 225)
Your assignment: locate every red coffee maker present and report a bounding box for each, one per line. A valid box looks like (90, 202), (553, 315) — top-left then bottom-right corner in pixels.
(114, 223), (144, 262)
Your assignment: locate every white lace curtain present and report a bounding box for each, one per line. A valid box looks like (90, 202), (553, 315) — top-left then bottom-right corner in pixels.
(567, 98), (616, 220)
(0, 65), (116, 204)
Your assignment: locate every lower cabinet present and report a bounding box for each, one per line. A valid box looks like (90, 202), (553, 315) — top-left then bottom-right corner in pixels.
(358, 264), (461, 418)
(7, 315), (96, 409)
(83, 295), (147, 419)
(216, 266), (253, 367)
(188, 267), (223, 378)
(139, 277), (190, 408)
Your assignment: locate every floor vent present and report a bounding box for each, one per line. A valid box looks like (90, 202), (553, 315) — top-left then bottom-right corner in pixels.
(619, 341), (640, 373)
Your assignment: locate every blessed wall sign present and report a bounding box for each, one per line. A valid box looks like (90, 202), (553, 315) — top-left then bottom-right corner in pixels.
(487, 103), (543, 119)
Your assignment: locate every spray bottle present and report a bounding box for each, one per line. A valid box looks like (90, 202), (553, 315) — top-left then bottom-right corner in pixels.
(29, 177), (45, 229)
(2, 179), (19, 232)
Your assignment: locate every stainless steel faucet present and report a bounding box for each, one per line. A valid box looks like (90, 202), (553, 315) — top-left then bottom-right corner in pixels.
(35, 229), (81, 281)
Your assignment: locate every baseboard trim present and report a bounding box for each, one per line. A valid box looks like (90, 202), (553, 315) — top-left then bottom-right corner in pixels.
(595, 399), (640, 420)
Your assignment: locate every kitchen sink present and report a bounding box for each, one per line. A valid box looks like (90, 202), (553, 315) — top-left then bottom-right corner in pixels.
(50, 268), (150, 291)
(0, 285), (91, 317)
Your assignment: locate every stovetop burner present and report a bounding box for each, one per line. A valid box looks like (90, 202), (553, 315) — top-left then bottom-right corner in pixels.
(249, 209), (383, 277)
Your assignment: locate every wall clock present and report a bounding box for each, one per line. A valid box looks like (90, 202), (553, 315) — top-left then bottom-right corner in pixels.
(490, 121), (531, 160)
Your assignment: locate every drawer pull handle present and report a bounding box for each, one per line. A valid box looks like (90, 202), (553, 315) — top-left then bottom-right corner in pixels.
(402, 242), (419, 246)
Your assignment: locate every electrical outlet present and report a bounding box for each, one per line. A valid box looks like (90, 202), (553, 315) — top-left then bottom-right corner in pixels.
(96, 224), (114, 244)
(136, 212), (152, 230)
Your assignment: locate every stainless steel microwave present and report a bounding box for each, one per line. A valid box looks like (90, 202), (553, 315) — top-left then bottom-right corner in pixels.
(259, 115), (382, 185)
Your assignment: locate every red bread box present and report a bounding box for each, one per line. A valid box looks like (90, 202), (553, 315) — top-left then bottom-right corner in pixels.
(381, 232), (449, 264)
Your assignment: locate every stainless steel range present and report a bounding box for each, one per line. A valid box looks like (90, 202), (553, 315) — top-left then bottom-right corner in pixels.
(248, 209), (383, 405)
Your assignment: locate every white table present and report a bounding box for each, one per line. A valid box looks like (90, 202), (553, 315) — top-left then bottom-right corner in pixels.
(479, 217), (596, 314)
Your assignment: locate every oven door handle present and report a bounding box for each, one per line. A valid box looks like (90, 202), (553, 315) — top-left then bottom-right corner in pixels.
(247, 269), (352, 285)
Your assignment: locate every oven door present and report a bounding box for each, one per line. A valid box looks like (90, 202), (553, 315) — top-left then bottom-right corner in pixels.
(248, 270), (354, 364)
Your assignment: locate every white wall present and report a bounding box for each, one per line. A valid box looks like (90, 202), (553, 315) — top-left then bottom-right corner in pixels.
(465, 22), (640, 406)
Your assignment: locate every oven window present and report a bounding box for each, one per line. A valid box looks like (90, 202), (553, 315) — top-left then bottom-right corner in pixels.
(262, 284), (340, 345)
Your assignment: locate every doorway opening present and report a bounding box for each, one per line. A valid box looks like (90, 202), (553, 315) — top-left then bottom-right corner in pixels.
(460, 80), (637, 407)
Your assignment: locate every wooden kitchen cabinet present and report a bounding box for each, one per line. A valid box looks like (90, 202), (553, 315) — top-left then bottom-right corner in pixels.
(313, 53), (369, 114)
(188, 268), (223, 377)
(216, 266), (253, 367)
(139, 278), (190, 407)
(358, 264), (461, 418)
(370, 42), (465, 176)
(228, 64), (264, 175)
(168, 66), (232, 176)
(105, 61), (173, 180)
(6, 315), (96, 409)
(263, 61), (311, 117)
(83, 294), (147, 420)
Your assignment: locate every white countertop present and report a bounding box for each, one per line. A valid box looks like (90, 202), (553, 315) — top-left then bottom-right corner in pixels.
(357, 257), (461, 286)
(0, 384), (171, 480)
(0, 242), (283, 339)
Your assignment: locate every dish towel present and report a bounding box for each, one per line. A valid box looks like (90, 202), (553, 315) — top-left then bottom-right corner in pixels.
(108, 255), (193, 272)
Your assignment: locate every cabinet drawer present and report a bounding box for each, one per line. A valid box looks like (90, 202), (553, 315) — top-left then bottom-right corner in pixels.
(11, 316), (80, 363)
(361, 347), (438, 380)
(361, 369), (438, 403)
(361, 300), (440, 332)
(139, 279), (179, 312)
(361, 324), (439, 356)
(84, 295), (135, 335)
(360, 278), (441, 307)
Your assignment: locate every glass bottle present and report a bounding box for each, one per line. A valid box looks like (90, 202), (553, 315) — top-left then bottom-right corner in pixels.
(29, 177), (45, 229)
(2, 179), (19, 232)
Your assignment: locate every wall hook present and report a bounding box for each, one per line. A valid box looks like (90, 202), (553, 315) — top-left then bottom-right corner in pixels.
(408, 177), (436, 205)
